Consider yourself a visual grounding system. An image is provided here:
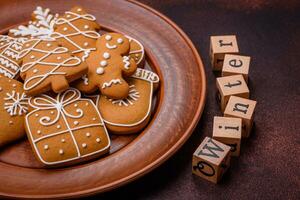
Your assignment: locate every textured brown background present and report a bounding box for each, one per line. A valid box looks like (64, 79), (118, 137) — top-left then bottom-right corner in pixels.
(90, 1), (300, 199)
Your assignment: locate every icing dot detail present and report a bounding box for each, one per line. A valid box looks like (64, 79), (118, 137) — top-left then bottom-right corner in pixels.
(84, 25), (89, 29)
(92, 117), (96, 121)
(50, 111), (54, 114)
(0, 87), (2, 91)
(9, 121), (13, 125)
(84, 42), (89, 47)
(100, 60), (107, 67)
(12, 84), (16, 88)
(37, 130), (41, 134)
(35, 113), (39, 117)
(96, 138), (101, 143)
(105, 35), (112, 41)
(103, 52), (110, 59)
(77, 8), (82, 12)
(57, 125), (61, 129)
(74, 104), (78, 107)
(30, 55), (35, 59)
(63, 27), (68, 31)
(44, 145), (49, 150)
(82, 143), (87, 148)
(61, 139), (66, 143)
(74, 121), (79, 125)
(33, 69), (38, 73)
(57, 56), (62, 60)
(66, 14), (71, 18)
(85, 102), (89, 106)
(96, 67), (104, 75)
(46, 43), (51, 47)
(59, 149), (64, 155)
(117, 38), (123, 44)
(86, 132), (91, 137)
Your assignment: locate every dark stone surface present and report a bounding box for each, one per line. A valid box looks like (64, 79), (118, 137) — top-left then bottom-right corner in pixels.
(91, 1), (300, 199)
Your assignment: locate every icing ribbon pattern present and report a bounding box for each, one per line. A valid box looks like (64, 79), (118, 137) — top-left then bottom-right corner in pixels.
(19, 39), (82, 91)
(51, 11), (100, 61)
(29, 88), (83, 126)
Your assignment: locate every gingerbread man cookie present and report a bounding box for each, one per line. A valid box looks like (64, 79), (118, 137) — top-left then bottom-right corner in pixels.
(74, 33), (137, 99)
(51, 6), (100, 61)
(90, 69), (159, 134)
(9, 6), (58, 39)
(0, 75), (28, 147)
(25, 88), (110, 166)
(0, 35), (26, 79)
(18, 39), (88, 96)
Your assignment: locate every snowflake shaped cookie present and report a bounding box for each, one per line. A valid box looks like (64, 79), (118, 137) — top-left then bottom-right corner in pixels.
(4, 90), (29, 116)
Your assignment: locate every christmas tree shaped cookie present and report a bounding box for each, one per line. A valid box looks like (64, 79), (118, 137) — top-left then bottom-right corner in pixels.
(51, 6), (101, 61)
(25, 88), (110, 166)
(74, 33), (137, 99)
(0, 75), (28, 147)
(0, 35), (26, 79)
(18, 39), (88, 96)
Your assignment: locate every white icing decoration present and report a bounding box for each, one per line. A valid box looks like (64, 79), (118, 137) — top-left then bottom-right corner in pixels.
(25, 88), (111, 165)
(82, 74), (89, 85)
(18, 39), (82, 92)
(61, 139), (66, 143)
(0, 87), (2, 91)
(30, 55), (35, 59)
(74, 104), (78, 107)
(109, 85), (140, 107)
(82, 143), (87, 148)
(9, 7), (58, 39)
(103, 52), (110, 59)
(96, 67), (104, 75)
(12, 84), (16, 88)
(63, 27), (68, 31)
(35, 113), (39, 117)
(37, 130), (41, 134)
(59, 149), (64, 155)
(105, 43), (117, 49)
(57, 56), (62, 60)
(84, 25), (89, 29)
(77, 8), (82, 12)
(101, 79), (121, 89)
(74, 121), (79, 125)
(46, 43), (51, 47)
(117, 38), (123, 44)
(100, 60), (107, 67)
(96, 138), (101, 143)
(105, 35), (112, 41)
(57, 125), (61, 129)
(132, 68), (160, 83)
(51, 10), (100, 61)
(86, 132), (91, 137)
(122, 56), (130, 70)
(33, 69), (38, 73)
(83, 42), (89, 47)
(44, 145), (49, 150)
(9, 121), (13, 125)
(4, 90), (29, 116)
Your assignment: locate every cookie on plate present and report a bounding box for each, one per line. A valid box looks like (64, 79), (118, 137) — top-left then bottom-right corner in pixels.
(18, 39), (88, 96)
(90, 68), (159, 134)
(0, 35), (25, 79)
(25, 88), (110, 167)
(74, 33), (137, 99)
(51, 6), (101, 61)
(0, 75), (28, 147)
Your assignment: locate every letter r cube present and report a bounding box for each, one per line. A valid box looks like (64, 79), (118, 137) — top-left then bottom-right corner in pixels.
(192, 137), (231, 183)
(210, 35), (239, 71)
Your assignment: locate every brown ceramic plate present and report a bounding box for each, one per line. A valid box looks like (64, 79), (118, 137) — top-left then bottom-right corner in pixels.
(0, 0), (206, 198)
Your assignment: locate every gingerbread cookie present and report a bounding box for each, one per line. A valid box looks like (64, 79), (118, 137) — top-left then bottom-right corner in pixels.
(0, 35), (26, 79)
(0, 75), (28, 147)
(25, 88), (110, 166)
(51, 6), (100, 61)
(126, 36), (145, 67)
(9, 6), (58, 39)
(90, 69), (159, 134)
(74, 33), (137, 99)
(18, 39), (88, 96)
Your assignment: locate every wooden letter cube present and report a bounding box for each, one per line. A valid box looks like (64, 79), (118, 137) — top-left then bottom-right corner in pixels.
(216, 74), (249, 112)
(222, 54), (251, 83)
(212, 117), (242, 156)
(224, 96), (257, 138)
(210, 35), (239, 71)
(192, 137), (231, 183)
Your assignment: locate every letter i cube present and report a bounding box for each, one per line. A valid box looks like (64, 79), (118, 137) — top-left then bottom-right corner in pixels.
(192, 137), (231, 183)
(210, 35), (239, 71)
(222, 54), (251, 83)
(212, 117), (242, 156)
(224, 96), (257, 138)
(216, 74), (249, 112)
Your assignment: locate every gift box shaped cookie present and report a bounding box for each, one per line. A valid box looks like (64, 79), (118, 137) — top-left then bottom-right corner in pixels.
(25, 88), (110, 166)
(91, 68), (160, 134)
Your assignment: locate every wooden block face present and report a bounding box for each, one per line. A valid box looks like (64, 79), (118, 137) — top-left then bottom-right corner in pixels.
(222, 54), (251, 82)
(224, 96), (257, 137)
(210, 35), (239, 71)
(192, 137), (231, 183)
(212, 117), (242, 156)
(216, 75), (249, 112)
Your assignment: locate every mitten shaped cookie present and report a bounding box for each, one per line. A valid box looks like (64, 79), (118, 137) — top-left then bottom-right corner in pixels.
(90, 69), (159, 134)
(0, 35), (26, 79)
(25, 88), (110, 167)
(51, 6), (100, 61)
(18, 39), (88, 96)
(0, 75), (28, 147)
(74, 33), (137, 99)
